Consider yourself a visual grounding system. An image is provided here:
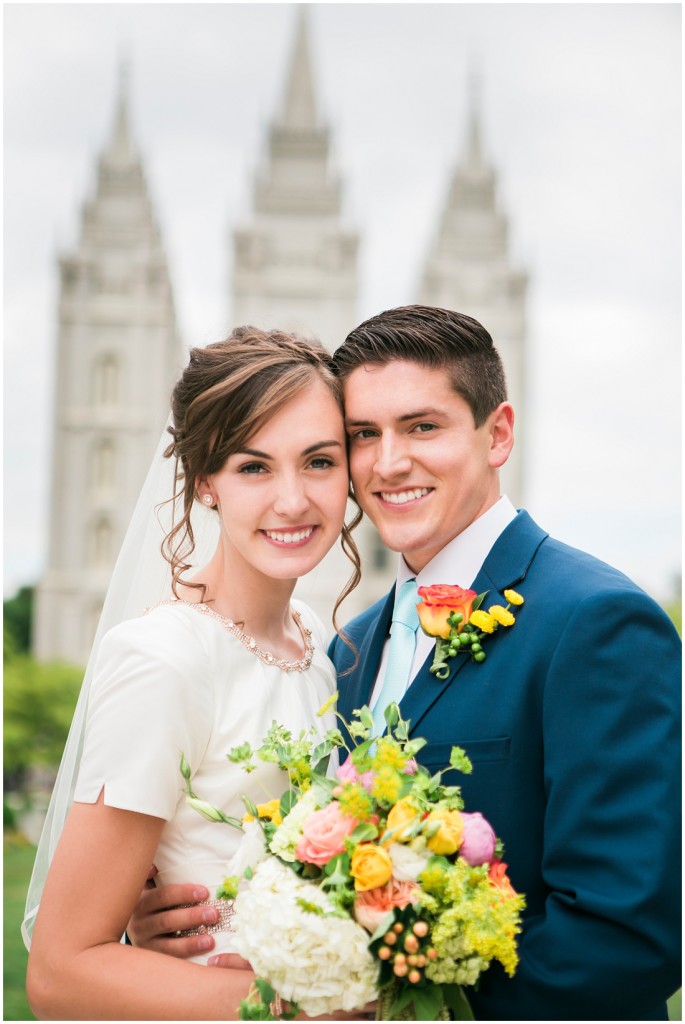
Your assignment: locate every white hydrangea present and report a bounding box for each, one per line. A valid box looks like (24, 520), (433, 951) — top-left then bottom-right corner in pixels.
(267, 788), (318, 863)
(233, 857), (378, 1016)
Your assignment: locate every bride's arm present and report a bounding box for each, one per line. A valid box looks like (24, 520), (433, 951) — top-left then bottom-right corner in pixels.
(27, 793), (255, 1021)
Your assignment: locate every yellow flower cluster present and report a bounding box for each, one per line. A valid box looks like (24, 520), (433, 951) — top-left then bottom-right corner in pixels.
(419, 860), (449, 897)
(288, 756), (313, 790)
(469, 609), (496, 633)
(423, 859), (525, 983)
(371, 765), (404, 805)
(488, 605), (515, 627)
(469, 589), (523, 637)
(371, 736), (409, 773)
(337, 783), (374, 822)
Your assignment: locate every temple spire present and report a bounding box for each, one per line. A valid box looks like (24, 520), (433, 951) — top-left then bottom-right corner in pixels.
(465, 67), (485, 174)
(103, 57), (136, 166)
(280, 7), (317, 130)
(418, 68), (527, 505)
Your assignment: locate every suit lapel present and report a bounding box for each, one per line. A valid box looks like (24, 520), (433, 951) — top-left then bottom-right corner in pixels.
(339, 586), (395, 720)
(399, 512), (548, 735)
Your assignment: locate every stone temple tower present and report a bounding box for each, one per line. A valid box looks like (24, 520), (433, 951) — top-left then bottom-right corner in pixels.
(33, 68), (183, 665)
(232, 9), (358, 349)
(419, 76), (528, 505)
(232, 9), (393, 627)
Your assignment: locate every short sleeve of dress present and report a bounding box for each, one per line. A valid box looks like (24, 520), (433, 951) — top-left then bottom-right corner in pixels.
(73, 606), (214, 821)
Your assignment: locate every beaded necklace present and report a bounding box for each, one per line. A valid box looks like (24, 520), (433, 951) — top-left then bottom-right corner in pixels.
(146, 600), (314, 673)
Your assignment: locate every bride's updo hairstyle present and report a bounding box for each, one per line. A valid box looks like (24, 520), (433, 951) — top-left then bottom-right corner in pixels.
(162, 325), (362, 629)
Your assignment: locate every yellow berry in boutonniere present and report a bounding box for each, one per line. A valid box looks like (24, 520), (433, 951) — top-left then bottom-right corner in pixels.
(424, 807), (464, 855)
(488, 605), (516, 627)
(469, 609), (497, 633)
(504, 589), (524, 606)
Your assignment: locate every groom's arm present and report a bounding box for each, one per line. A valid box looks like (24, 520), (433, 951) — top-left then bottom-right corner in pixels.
(127, 872), (222, 959)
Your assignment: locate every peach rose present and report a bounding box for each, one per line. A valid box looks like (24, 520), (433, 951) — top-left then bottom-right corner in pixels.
(416, 584), (477, 640)
(350, 843), (393, 891)
(294, 803), (357, 867)
(353, 877), (420, 932)
(424, 807), (464, 855)
(488, 859), (518, 898)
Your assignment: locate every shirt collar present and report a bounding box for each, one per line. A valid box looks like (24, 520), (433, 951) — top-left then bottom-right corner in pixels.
(395, 495), (517, 592)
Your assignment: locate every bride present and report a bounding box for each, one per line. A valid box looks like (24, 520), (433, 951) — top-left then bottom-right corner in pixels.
(24, 327), (364, 1020)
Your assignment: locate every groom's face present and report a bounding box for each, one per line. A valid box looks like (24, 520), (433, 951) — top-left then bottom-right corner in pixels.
(343, 359), (509, 573)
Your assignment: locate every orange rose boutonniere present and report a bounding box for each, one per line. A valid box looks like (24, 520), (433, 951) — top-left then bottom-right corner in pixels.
(417, 584), (524, 679)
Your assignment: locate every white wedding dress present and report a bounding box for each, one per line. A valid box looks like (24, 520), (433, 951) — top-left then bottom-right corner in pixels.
(73, 598), (337, 964)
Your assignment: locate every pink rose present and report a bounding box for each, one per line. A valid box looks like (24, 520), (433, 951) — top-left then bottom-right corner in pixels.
(295, 803), (357, 866)
(336, 758), (374, 792)
(459, 811), (496, 866)
(354, 877), (420, 933)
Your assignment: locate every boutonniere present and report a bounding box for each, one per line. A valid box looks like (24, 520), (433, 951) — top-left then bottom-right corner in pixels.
(416, 584), (525, 679)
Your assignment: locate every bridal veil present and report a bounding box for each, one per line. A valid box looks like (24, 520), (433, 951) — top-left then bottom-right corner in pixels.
(22, 421), (219, 947)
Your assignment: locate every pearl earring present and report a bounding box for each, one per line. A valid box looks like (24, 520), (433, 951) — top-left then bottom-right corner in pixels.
(202, 494), (213, 506)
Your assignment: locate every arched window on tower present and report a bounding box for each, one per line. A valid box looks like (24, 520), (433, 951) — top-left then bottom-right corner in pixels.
(88, 516), (114, 569)
(90, 438), (117, 493)
(93, 354), (120, 408)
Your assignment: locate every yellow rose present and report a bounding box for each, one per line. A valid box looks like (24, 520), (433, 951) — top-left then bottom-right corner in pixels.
(350, 843), (393, 891)
(384, 799), (421, 843)
(424, 808), (464, 855)
(242, 798), (282, 826)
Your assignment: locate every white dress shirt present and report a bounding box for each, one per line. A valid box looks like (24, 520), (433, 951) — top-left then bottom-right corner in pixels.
(369, 496), (517, 710)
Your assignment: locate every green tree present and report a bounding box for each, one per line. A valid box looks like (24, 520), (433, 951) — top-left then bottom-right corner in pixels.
(3, 647), (82, 791)
(3, 586), (34, 653)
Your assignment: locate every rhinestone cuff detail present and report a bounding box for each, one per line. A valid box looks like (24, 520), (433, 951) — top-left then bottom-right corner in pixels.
(177, 897), (235, 937)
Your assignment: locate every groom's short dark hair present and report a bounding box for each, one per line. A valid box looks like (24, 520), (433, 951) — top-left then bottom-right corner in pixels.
(332, 305), (507, 427)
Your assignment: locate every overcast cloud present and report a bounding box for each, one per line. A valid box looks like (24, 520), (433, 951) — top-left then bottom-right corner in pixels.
(4, 2), (681, 602)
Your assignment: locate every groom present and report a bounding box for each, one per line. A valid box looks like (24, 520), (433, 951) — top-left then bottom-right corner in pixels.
(130, 306), (681, 1020)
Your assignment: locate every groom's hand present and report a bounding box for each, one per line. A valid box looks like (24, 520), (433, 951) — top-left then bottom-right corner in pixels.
(127, 868), (221, 958)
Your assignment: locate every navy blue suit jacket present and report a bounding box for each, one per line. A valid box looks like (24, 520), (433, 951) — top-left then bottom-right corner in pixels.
(329, 512), (681, 1020)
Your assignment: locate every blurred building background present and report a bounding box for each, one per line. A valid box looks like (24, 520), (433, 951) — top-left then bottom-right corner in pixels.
(32, 9), (529, 664)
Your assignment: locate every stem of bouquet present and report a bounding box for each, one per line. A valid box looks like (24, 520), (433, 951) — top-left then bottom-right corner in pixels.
(239, 979), (298, 1020)
(374, 981), (451, 1021)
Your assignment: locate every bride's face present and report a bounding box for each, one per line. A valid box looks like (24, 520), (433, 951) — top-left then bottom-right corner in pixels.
(203, 378), (349, 582)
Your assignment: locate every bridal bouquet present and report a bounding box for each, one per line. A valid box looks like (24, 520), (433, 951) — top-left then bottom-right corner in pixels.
(183, 700), (525, 1021)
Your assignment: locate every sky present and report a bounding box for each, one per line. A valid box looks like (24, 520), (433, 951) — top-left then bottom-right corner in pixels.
(4, 2), (682, 603)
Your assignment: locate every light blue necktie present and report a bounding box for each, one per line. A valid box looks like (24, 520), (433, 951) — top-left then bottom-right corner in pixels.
(372, 578), (420, 735)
